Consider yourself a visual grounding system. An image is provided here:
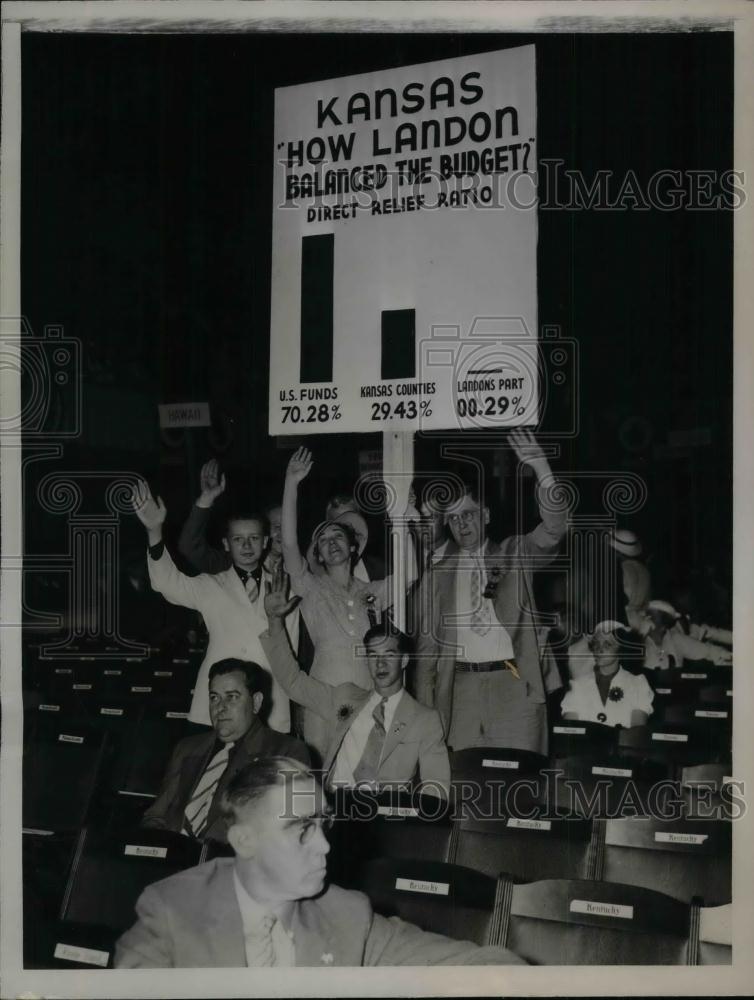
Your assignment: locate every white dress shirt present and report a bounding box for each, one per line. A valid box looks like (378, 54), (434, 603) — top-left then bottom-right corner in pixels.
(561, 666), (654, 727)
(330, 689), (405, 787)
(233, 869), (296, 967)
(453, 542), (514, 663)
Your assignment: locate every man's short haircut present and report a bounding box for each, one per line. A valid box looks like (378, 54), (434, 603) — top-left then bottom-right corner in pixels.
(223, 511), (270, 536)
(444, 480), (488, 512)
(363, 623), (411, 657)
(208, 658), (272, 703)
(219, 756), (316, 824)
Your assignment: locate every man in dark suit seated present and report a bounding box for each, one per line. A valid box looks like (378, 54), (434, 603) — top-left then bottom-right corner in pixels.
(116, 757), (525, 967)
(141, 659), (310, 842)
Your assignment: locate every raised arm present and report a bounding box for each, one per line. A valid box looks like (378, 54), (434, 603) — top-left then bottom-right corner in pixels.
(509, 427), (568, 556)
(282, 447), (313, 579)
(131, 478), (202, 611)
(260, 564), (338, 720)
(177, 459), (230, 574)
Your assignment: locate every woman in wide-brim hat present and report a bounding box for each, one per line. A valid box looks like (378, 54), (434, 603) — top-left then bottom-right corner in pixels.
(281, 447), (415, 759)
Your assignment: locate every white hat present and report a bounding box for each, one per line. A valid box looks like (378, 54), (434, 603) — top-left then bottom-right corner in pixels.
(646, 599), (680, 619)
(608, 528), (642, 558)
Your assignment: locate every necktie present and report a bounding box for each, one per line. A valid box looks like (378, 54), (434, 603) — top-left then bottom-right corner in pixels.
(244, 913), (277, 967)
(244, 575), (259, 604)
(183, 743), (232, 837)
(352, 698), (388, 784)
(470, 559), (491, 635)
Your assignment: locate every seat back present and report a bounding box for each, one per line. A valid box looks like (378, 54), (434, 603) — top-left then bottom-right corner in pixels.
(552, 752), (670, 819)
(327, 789), (456, 888)
(503, 878), (693, 964)
(599, 817), (731, 905)
(60, 827), (203, 931)
(23, 725), (110, 833)
(453, 814), (596, 881)
(120, 708), (191, 796)
(549, 721), (617, 760)
(358, 858), (501, 945)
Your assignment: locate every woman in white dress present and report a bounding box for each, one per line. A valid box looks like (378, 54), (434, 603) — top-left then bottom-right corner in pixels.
(562, 621), (654, 728)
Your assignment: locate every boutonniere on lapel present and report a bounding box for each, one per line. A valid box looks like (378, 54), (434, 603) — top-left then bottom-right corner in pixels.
(337, 703), (355, 723)
(362, 591), (379, 626)
(483, 566), (503, 600)
(608, 686), (624, 702)
(320, 953), (334, 965)
(392, 720), (406, 736)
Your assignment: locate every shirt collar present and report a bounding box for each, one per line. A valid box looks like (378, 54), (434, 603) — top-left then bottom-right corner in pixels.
(234, 563), (263, 586)
(233, 868), (295, 934)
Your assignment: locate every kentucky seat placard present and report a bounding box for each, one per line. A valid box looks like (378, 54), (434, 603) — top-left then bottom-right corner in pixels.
(269, 45), (538, 435)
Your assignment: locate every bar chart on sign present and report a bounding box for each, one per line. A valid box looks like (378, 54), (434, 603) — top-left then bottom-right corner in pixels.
(269, 45), (542, 436)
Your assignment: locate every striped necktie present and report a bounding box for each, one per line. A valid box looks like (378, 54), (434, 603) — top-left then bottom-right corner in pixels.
(470, 558), (491, 635)
(352, 698), (388, 784)
(183, 742), (232, 837)
(244, 912), (277, 967)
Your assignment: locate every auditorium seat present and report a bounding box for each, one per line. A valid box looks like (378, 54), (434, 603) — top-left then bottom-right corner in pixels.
(658, 704), (732, 754)
(698, 683), (732, 704)
(550, 752), (670, 818)
(23, 725), (111, 834)
(118, 707), (191, 797)
(617, 722), (724, 767)
(449, 747), (548, 820)
(598, 817), (731, 905)
(59, 827), (203, 930)
(358, 858), (504, 946)
(696, 903), (732, 965)
(452, 813), (596, 882)
(30, 827), (202, 969)
(549, 720), (617, 759)
(500, 877), (696, 964)
(327, 789), (456, 888)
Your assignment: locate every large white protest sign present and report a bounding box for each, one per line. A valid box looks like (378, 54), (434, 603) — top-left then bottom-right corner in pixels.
(269, 45), (539, 435)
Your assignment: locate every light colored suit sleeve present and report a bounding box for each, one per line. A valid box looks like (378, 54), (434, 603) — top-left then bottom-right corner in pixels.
(414, 571), (439, 709)
(523, 474), (568, 560)
(675, 631), (732, 666)
(148, 545), (206, 611)
(260, 627), (337, 721)
(416, 709), (450, 798)
(114, 884), (175, 968)
(364, 911), (526, 966)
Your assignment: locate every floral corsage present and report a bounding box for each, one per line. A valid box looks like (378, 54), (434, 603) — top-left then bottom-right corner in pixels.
(608, 686), (624, 703)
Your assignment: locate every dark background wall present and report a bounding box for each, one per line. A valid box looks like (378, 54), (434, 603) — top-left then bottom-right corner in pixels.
(21, 31), (733, 613)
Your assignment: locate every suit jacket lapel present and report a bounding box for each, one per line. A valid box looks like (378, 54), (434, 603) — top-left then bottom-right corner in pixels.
(323, 690), (371, 773)
(293, 897), (340, 967)
(205, 861), (247, 966)
(380, 691), (416, 763)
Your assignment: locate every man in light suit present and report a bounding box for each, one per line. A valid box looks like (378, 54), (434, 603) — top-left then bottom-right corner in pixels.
(115, 757), (524, 967)
(131, 479), (292, 731)
(414, 429), (567, 756)
(260, 564), (450, 798)
(142, 658), (310, 842)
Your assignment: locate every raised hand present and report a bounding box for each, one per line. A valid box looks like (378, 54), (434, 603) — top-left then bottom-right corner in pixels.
(198, 458), (226, 508)
(509, 427), (548, 469)
(264, 560), (300, 624)
(132, 478), (167, 533)
(286, 446), (313, 485)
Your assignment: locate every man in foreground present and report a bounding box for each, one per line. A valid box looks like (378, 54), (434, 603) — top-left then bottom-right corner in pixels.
(115, 757), (524, 967)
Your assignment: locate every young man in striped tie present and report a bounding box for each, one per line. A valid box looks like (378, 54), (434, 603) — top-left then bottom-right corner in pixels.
(260, 563), (450, 799)
(141, 659), (310, 842)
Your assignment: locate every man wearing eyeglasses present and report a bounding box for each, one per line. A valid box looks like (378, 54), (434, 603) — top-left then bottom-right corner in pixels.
(414, 428), (567, 756)
(115, 757), (524, 967)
